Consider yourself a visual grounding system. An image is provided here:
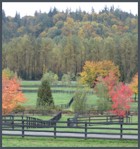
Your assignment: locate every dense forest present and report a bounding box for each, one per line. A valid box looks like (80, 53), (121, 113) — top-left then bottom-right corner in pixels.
(2, 6), (138, 82)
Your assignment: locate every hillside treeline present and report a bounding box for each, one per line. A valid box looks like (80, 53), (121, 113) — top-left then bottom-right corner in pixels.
(2, 7), (138, 82)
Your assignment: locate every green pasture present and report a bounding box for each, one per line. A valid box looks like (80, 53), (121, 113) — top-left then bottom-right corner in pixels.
(22, 92), (99, 109)
(22, 91), (137, 113)
(22, 92), (74, 107)
(20, 80), (138, 113)
(21, 87), (83, 91)
(2, 136), (137, 147)
(21, 81), (41, 86)
(21, 80), (77, 86)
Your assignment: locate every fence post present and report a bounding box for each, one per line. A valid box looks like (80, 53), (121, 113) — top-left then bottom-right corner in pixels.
(22, 119), (24, 138)
(12, 116), (14, 130)
(54, 122), (56, 139)
(26, 117), (28, 129)
(106, 116), (108, 122)
(29, 117), (30, 128)
(89, 116), (90, 126)
(21, 115), (23, 122)
(85, 122), (87, 140)
(120, 123), (123, 139)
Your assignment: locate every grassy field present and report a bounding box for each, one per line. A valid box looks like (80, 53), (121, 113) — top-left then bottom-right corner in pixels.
(22, 92), (99, 109)
(2, 136), (138, 147)
(22, 92), (74, 107)
(21, 80), (77, 86)
(21, 87), (79, 90)
(22, 91), (137, 112)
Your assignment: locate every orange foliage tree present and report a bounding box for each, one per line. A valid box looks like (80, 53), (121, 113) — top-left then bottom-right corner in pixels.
(129, 73), (138, 101)
(80, 60), (120, 87)
(2, 75), (26, 115)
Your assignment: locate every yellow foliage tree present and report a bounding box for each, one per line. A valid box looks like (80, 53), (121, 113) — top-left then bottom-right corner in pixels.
(80, 60), (120, 87)
(129, 73), (138, 101)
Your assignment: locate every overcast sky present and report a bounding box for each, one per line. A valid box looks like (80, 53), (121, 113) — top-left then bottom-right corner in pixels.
(2, 2), (138, 18)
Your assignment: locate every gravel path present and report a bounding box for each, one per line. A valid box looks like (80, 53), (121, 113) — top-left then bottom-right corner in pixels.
(2, 130), (138, 140)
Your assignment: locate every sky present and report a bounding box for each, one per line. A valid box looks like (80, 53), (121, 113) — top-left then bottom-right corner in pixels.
(2, 2), (138, 18)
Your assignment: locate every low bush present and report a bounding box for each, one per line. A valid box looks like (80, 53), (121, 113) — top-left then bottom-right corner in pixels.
(13, 105), (25, 113)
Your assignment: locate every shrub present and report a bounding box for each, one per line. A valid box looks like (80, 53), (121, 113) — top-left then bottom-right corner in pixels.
(72, 89), (88, 114)
(41, 71), (58, 85)
(13, 105), (25, 113)
(61, 73), (71, 85)
(94, 82), (111, 112)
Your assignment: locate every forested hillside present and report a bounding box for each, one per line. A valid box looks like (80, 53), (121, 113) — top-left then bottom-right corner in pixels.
(2, 7), (138, 82)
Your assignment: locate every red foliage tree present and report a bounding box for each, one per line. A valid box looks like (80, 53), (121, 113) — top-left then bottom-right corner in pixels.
(95, 72), (119, 100)
(2, 75), (26, 115)
(95, 73), (133, 117)
(109, 83), (133, 117)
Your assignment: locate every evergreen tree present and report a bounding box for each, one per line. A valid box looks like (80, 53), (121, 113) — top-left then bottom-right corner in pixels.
(36, 79), (54, 109)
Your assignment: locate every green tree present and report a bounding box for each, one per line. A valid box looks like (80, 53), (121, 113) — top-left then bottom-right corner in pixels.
(36, 79), (54, 109)
(41, 71), (58, 85)
(72, 89), (88, 114)
(94, 82), (112, 113)
(61, 73), (71, 85)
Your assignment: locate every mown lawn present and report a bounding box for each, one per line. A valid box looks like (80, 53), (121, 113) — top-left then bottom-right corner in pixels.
(21, 80), (78, 86)
(22, 92), (74, 107)
(21, 80), (41, 86)
(2, 136), (138, 147)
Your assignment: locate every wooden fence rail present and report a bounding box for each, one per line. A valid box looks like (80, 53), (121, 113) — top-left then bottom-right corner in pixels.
(21, 85), (86, 88)
(20, 89), (94, 94)
(2, 116), (138, 140)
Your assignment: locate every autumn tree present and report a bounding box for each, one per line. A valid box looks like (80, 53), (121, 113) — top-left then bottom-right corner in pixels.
(2, 74), (26, 115)
(94, 72), (133, 117)
(2, 8), (137, 82)
(2, 68), (15, 79)
(109, 83), (133, 117)
(80, 60), (120, 87)
(129, 73), (138, 101)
